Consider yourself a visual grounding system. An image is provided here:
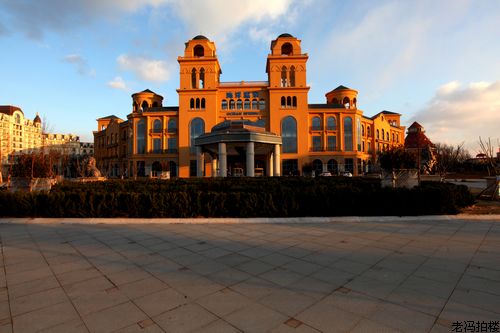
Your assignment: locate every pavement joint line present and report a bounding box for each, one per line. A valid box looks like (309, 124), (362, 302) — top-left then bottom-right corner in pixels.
(0, 232), (14, 331)
(431, 220), (495, 328)
(23, 225), (92, 332)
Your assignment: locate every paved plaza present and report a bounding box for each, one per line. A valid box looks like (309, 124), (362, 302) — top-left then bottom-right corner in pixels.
(0, 216), (499, 332)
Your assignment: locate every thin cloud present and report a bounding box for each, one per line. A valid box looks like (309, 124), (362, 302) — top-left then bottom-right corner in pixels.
(107, 76), (128, 90)
(411, 81), (500, 150)
(117, 54), (170, 82)
(62, 54), (95, 76)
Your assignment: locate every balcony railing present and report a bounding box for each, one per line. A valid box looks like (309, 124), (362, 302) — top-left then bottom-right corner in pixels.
(309, 147), (337, 152)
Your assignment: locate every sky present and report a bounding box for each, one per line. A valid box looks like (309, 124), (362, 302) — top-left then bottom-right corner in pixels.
(1, 0), (499, 153)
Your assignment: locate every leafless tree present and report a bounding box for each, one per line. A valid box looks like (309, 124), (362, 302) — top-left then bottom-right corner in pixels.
(433, 142), (470, 176)
(478, 137), (499, 176)
(41, 114), (54, 135)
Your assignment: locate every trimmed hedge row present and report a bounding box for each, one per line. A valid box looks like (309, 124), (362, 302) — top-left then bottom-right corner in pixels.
(0, 178), (474, 218)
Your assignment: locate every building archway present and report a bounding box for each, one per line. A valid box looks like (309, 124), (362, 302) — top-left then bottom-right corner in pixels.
(312, 159), (323, 176)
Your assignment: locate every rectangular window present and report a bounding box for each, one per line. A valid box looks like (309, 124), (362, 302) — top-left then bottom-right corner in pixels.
(153, 138), (161, 153)
(168, 137), (177, 153)
(344, 158), (354, 173)
(282, 159), (298, 176)
(327, 136), (336, 151)
(312, 136), (322, 151)
(190, 160), (197, 177)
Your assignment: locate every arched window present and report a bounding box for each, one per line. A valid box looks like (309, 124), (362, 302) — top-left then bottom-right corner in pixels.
(153, 119), (162, 133)
(251, 99), (258, 109)
(141, 101), (148, 111)
(290, 66), (296, 87)
(292, 96), (297, 107)
(281, 96), (286, 108)
(259, 99), (265, 110)
(236, 99), (242, 110)
(286, 96), (292, 108)
(281, 66), (287, 87)
(344, 117), (353, 151)
(199, 68), (205, 88)
(357, 118), (362, 151)
(244, 99), (250, 109)
(169, 161), (177, 177)
(386, 132), (389, 141)
(343, 97), (350, 109)
(194, 45), (204, 57)
(190, 118), (205, 153)
(353, 98), (357, 108)
(367, 126), (371, 136)
(327, 159), (338, 175)
(362, 125), (365, 136)
(327, 116), (336, 130)
(201, 98), (206, 109)
(392, 133), (395, 142)
(190, 98), (194, 109)
(312, 159), (323, 176)
(191, 68), (197, 89)
(381, 129), (385, 141)
(281, 43), (293, 55)
(196, 98), (200, 109)
(229, 100), (235, 110)
(281, 116), (297, 153)
(221, 100), (228, 110)
(312, 116), (321, 130)
(168, 119), (177, 133)
(136, 119), (146, 154)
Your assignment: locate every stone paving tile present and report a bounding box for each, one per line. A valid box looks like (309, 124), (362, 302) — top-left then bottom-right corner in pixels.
(224, 302), (288, 333)
(57, 266), (102, 286)
(7, 274), (59, 299)
(83, 301), (147, 333)
(206, 267), (252, 287)
(193, 319), (242, 333)
(118, 276), (169, 300)
(134, 287), (188, 317)
(296, 297), (363, 332)
(449, 288), (500, 314)
(287, 276), (338, 300)
(368, 302), (436, 332)
(38, 318), (88, 333)
(196, 288), (252, 317)
(258, 287), (317, 317)
(259, 267), (305, 287)
(117, 321), (164, 333)
(12, 301), (80, 333)
(154, 302), (218, 333)
(235, 259), (275, 276)
(10, 287), (67, 317)
(230, 276), (280, 300)
(350, 318), (402, 333)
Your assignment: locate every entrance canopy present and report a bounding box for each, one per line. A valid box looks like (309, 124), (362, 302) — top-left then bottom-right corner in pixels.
(194, 120), (282, 177)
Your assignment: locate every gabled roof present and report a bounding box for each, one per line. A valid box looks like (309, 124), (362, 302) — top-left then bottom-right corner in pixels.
(141, 89), (155, 94)
(371, 110), (401, 119)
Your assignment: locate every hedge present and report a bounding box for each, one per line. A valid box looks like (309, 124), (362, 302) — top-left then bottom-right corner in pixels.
(0, 178), (474, 218)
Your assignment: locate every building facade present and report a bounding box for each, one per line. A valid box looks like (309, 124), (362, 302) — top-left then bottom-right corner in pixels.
(1, 105), (85, 177)
(94, 34), (405, 178)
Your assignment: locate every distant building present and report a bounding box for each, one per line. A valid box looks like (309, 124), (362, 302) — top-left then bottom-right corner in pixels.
(94, 34), (406, 178)
(0, 105), (83, 177)
(404, 121), (435, 173)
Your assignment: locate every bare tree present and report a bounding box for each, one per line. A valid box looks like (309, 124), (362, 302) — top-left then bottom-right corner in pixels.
(41, 114), (54, 135)
(478, 137), (500, 176)
(433, 142), (470, 176)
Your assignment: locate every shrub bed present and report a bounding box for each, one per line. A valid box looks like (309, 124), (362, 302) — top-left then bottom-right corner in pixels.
(0, 178), (474, 218)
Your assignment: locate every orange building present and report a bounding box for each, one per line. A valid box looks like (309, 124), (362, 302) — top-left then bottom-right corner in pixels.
(94, 34), (405, 178)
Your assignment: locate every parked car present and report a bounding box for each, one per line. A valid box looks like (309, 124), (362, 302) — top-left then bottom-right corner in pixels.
(341, 171), (353, 177)
(318, 172), (332, 177)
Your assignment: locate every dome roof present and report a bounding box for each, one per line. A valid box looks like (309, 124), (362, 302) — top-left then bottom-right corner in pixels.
(34, 113), (41, 123)
(193, 35), (208, 40)
(277, 33), (294, 38)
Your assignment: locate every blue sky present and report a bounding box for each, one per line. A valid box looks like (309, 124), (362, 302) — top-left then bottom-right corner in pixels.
(1, 0), (499, 152)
